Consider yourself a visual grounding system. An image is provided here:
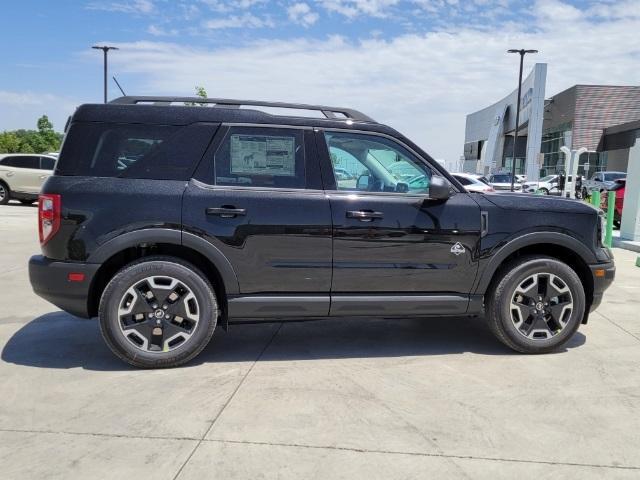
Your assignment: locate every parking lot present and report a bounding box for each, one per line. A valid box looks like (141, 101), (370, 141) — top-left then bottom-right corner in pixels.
(0, 203), (639, 479)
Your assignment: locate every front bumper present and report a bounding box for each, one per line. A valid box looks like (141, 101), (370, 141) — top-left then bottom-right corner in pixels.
(589, 260), (615, 312)
(29, 255), (100, 318)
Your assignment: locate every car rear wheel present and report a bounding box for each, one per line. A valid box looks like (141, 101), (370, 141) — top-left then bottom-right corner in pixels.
(0, 182), (10, 205)
(485, 256), (585, 354)
(99, 256), (218, 368)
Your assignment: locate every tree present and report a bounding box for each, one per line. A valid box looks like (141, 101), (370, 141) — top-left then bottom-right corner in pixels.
(184, 86), (208, 106)
(0, 115), (63, 154)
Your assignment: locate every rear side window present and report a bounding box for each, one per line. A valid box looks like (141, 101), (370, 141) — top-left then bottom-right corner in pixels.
(455, 176), (472, 186)
(214, 127), (306, 189)
(40, 157), (56, 170)
(56, 122), (216, 180)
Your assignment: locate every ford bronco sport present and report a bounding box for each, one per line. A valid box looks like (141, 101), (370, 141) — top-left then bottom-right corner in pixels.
(29, 96), (615, 368)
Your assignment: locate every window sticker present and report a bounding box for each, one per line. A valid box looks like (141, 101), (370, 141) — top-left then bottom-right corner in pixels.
(230, 134), (295, 177)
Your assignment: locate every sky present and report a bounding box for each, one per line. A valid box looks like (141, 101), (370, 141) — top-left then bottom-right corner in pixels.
(1, 0), (639, 161)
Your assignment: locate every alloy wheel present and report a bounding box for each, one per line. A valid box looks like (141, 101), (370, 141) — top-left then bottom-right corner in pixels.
(118, 275), (200, 353)
(509, 273), (574, 340)
(0, 185), (6, 202)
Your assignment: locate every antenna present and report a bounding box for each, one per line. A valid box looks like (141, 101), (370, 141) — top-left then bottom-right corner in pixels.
(112, 76), (126, 96)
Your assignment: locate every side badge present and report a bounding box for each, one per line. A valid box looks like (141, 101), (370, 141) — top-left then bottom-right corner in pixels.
(450, 242), (465, 256)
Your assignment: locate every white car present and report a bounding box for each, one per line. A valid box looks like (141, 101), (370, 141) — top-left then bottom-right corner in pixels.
(0, 154), (56, 205)
(452, 173), (495, 193)
(522, 174), (559, 194)
(488, 173), (522, 191)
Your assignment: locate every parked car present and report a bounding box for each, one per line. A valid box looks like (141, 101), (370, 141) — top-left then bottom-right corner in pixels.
(522, 175), (559, 194)
(515, 174), (527, 183)
(29, 96), (615, 368)
(602, 179), (626, 228)
(583, 171), (626, 195)
(0, 154), (56, 205)
(488, 173), (522, 191)
(451, 173), (495, 193)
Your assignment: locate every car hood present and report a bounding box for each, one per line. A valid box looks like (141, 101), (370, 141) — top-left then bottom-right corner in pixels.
(484, 192), (598, 214)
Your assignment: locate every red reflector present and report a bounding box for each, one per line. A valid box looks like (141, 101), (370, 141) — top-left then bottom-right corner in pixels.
(68, 273), (85, 282)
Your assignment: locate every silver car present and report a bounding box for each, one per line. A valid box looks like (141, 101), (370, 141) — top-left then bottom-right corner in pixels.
(0, 154), (56, 205)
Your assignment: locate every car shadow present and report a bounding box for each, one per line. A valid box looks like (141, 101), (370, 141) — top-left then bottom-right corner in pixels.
(1, 311), (586, 371)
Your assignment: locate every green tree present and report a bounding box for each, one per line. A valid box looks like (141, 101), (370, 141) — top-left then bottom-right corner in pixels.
(0, 115), (63, 154)
(184, 86), (208, 106)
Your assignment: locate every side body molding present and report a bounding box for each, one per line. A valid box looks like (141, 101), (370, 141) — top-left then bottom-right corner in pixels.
(473, 231), (597, 295)
(87, 228), (240, 295)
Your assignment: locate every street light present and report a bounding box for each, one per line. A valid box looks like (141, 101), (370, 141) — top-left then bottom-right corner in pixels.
(507, 48), (538, 192)
(92, 45), (119, 103)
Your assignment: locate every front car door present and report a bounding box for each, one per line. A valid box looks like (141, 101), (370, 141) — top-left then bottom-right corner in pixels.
(316, 129), (482, 317)
(1, 155), (42, 194)
(183, 125), (332, 319)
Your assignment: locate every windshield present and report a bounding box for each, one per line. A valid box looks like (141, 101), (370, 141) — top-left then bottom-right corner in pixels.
(604, 172), (625, 181)
(491, 174), (512, 183)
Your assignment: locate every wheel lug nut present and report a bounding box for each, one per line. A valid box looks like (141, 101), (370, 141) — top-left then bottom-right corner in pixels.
(147, 313), (153, 318)
(162, 305), (168, 310)
(152, 304), (158, 309)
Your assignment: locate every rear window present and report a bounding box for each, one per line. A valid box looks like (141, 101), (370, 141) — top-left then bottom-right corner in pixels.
(56, 122), (216, 180)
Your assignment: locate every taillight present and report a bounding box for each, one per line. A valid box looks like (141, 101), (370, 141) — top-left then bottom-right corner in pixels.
(38, 194), (61, 245)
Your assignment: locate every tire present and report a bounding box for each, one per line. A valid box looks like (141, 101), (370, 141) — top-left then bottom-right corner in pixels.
(99, 256), (218, 368)
(539, 188), (549, 195)
(0, 182), (10, 205)
(20, 199), (35, 205)
(485, 255), (585, 354)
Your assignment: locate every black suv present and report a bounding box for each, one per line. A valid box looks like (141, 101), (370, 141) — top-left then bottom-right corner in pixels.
(29, 96), (615, 368)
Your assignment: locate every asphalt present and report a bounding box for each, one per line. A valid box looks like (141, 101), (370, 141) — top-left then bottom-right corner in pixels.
(1, 202), (639, 479)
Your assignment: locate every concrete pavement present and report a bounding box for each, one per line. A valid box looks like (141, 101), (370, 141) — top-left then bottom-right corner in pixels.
(1, 203), (639, 479)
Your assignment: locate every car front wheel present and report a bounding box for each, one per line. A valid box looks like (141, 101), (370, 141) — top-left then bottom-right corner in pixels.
(99, 256), (218, 368)
(486, 256), (585, 354)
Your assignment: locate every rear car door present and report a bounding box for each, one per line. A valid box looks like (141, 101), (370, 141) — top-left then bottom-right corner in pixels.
(183, 125), (332, 318)
(37, 156), (56, 190)
(2, 155), (42, 193)
(317, 129), (481, 316)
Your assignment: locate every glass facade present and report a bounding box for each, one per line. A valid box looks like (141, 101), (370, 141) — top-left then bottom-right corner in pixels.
(540, 127), (571, 176)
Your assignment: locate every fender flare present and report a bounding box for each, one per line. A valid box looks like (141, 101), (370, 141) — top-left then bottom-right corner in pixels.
(88, 228), (240, 295)
(473, 231), (596, 295)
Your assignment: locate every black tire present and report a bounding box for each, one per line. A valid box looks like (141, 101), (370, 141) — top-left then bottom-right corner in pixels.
(485, 255), (585, 354)
(99, 256), (218, 368)
(20, 199), (35, 205)
(0, 182), (10, 205)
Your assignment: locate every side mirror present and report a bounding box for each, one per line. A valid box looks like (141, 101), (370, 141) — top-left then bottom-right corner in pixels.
(428, 176), (451, 201)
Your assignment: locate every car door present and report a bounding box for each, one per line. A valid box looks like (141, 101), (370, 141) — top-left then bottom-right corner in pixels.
(317, 129), (481, 317)
(183, 125), (333, 318)
(1, 155), (42, 193)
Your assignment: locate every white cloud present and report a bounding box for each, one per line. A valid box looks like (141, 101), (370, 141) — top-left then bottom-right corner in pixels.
(203, 12), (274, 29)
(0, 92), (81, 133)
(86, 0), (155, 14)
(288, 3), (320, 26)
(146, 24), (179, 36)
(319, 0), (399, 18)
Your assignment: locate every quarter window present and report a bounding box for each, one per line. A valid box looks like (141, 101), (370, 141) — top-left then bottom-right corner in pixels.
(215, 127), (306, 189)
(324, 131), (432, 194)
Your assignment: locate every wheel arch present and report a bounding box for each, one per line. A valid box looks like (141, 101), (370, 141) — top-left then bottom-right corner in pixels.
(87, 229), (239, 318)
(475, 233), (595, 315)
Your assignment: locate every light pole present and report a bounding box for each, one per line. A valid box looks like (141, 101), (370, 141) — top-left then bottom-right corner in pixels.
(507, 48), (537, 192)
(92, 45), (119, 103)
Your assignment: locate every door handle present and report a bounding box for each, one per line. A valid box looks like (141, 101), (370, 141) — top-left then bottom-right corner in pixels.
(39, 175), (48, 179)
(346, 210), (384, 222)
(6, 172), (14, 177)
(206, 206), (247, 218)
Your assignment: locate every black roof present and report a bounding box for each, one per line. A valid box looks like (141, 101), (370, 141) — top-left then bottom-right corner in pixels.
(72, 96), (400, 136)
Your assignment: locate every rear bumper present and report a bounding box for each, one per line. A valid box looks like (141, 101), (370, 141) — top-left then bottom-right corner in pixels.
(589, 261), (615, 312)
(29, 255), (99, 318)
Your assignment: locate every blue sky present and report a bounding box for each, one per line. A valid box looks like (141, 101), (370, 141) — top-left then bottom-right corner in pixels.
(1, 0), (639, 160)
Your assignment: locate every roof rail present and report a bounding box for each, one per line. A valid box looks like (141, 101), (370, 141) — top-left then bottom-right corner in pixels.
(109, 96), (376, 123)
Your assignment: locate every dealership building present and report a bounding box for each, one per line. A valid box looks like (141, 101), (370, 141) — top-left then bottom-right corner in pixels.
(463, 63), (640, 182)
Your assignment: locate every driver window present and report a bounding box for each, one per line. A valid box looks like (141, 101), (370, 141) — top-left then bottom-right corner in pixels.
(324, 131), (431, 194)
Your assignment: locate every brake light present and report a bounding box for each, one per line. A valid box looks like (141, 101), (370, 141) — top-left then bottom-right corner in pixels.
(38, 194), (61, 245)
